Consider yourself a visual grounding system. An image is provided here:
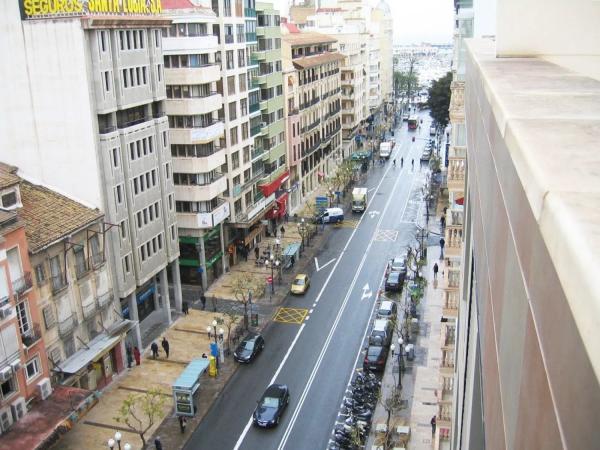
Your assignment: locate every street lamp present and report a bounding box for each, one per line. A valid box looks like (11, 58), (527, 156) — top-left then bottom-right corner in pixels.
(265, 254), (280, 293)
(123, 445), (132, 450)
(397, 336), (405, 389)
(297, 218), (307, 251)
(207, 319), (218, 344)
(107, 432), (125, 450)
(108, 439), (115, 450)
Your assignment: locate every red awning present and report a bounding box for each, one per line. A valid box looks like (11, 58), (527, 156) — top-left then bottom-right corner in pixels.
(258, 170), (290, 197)
(455, 197), (464, 206)
(265, 193), (289, 220)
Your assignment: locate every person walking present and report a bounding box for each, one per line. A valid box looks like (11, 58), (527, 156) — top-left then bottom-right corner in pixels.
(154, 436), (163, 450)
(440, 214), (446, 230)
(439, 237), (446, 259)
(200, 293), (206, 310)
(254, 246), (260, 260)
(431, 416), (437, 435)
(126, 344), (133, 369)
(133, 346), (141, 366)
(280, 225), (285, 238)
(151, 341), (159, 359)
(161, 337), (170, 359)
(411, 159), (414, 171)
(433, 262), (439, 280)
(182, 301), (189, 315)
(400, 157), (403, 168)
(178, 415), (187, 434)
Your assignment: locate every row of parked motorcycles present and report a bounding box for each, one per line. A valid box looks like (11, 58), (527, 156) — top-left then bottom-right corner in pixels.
(328, 371), (382, 450)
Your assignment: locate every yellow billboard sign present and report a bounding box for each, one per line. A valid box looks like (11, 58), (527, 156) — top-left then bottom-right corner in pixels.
(21, 0), (163, 19)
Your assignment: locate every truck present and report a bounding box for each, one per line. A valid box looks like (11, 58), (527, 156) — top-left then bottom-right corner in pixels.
(352, 187), (368, 213)
(379, 142), (392, 159)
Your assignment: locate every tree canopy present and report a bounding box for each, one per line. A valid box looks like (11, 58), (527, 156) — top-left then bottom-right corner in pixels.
(394, 70), (419, 101)
(426, 71), (452, 129)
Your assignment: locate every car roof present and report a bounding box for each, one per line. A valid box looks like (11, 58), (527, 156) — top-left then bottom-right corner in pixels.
(388, 271), (401, 279)
(264, 384), (287, 397)
(242, 332), (261, 342)
(380, 300), (394, 310)
(295, 274), (307, 279)
(373, 318), (389, 329)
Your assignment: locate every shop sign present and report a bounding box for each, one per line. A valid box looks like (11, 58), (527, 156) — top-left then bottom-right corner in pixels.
(197, 202), (230, 229)
(21, 0), (163, 20)
(247, 193), (275, 221)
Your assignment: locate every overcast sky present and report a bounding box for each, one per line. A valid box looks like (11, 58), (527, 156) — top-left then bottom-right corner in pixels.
(274, 0), (455, 44)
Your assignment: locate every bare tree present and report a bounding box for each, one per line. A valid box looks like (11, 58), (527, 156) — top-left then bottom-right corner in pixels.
(113, 388), (167, 447)
(230, 272), (265, 329)
(378, 385), (405, 450)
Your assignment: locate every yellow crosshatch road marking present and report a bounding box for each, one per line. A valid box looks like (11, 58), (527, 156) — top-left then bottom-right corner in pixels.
(333, 219), (359, 229)
(273, 307), (309, 324)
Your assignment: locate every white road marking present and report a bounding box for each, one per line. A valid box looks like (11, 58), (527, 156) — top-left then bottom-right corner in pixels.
(315, 257), (336, 272)
(309, 309), (314, 314)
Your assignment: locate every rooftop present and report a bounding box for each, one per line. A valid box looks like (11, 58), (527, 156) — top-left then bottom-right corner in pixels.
(0, 162), (20, 189)
(283, 32), (337, 46)
(293, 52), (345, 69)
(17, 179), (103, 253)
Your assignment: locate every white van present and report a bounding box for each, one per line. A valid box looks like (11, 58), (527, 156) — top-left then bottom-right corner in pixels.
(379, 142), (392, 159)
(316, 207), (344, 224)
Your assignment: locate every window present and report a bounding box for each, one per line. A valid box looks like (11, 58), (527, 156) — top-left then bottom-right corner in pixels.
(232, 151), (240, 169)
(115, 184), (123, 204)
(165, 163), (171, 179)
(226, 50), (234, 70)
(1, 191), (18, 209)
(17, 301), (31, 336)
(240, 98), (248, 116)
(170, 225), (176, 241)
(1, 376), (17, 401)
(25, 356), (41, 381)
(241, 122), (249, 140)
(49, 255), (63, 291)
(34, 264), (46, 284)
(42, 305), (56, 330)
(120, 220), (127, 239)
(111, 147), (120, 168)
(90, 235), (102, 266)
(239, 75), (247, 92)
(123, 254), (131, 274)
(243, 146), (250, 163)
(238, 49), (245, 67)
(245, 190), (252, 206)
(74, 246), (88, 278)
(229, 102), (237, 120)
(230, 126), (238, 145)
(169, 194), (174, 211)
(227, 75), (236, 95)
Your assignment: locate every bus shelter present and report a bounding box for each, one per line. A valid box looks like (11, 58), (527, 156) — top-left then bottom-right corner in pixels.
(172, 359), (210, 417)
(282, 243), (301, 270)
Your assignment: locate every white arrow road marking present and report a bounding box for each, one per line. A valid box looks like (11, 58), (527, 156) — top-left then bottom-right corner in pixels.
(314, 257), (336, 272)
(367, 188), (376, 193)
(361, 283), (373, 301)
(368, 210), (381, 218)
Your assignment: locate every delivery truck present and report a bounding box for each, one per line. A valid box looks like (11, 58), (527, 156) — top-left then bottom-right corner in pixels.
(352, 188), (368, 213)
(379, 142), (392, 159)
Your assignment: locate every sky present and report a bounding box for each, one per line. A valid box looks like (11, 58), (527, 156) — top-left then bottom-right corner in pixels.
(273, 0), (455, 45)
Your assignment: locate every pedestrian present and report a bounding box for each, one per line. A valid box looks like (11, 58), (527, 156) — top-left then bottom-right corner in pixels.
(161, 337), (170, 358)
(254, 246), (260, 260)
(200, 293), (206, 310)
(151, 341), (159, 359)
(280, 225), (285, 238)
(182, 300), (189, 315)
(133, 346), (141, 365)
(126, 344), (133, 369)
(154, 436), (163, 450)
(439, 237), (445, 259)
(178, 415), (187, 434)
(202, 353), (208, 358)
(284, 212), (289, 223)
(440, 214), (446, 230)
(411, 159), (414, 171)
(433, 262), (439, 280)
(431, 416), (436, 435)
(290, 255), (295, 268)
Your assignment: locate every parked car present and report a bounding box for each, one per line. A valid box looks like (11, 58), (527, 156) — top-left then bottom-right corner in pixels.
(387, 256), (407, 276)
(377, 300), (398, 322)
(253, 384), (290, 428)
(369, 319), (393, 347)
(234, 332), (265, 363)
(385, 271), (403, 292)
(290, 274), (310, 295)
(363, 344), (388, 372)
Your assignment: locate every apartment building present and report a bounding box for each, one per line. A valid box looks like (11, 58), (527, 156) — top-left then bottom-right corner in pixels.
(281, 30), (342, 211)
(162, 1), (229, 288)
(448, 0), (600, 449)
(306, 2), (369, 159)
(2, 4), (182, 350)
(0, 169), (51, 432)
(367, 33), (381, 113)
(370, 1), (393, 104)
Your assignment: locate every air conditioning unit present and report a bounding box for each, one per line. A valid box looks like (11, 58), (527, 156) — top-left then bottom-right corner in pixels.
(0, 407), (13, 433)
(37, 378), (52, 401)
(10, 360), (22, 373)
(10, 397), (26, 422)
(0, 305), (12, 319)
(0, 367), (12, 383)
(259, 122), (267, 128)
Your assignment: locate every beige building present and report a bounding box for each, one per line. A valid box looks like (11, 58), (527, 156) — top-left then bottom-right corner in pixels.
(281, 31), (343, 211)
(370, 1), (393, 104)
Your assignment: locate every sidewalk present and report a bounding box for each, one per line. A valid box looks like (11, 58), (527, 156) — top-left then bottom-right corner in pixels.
(54, 309), (248, 450)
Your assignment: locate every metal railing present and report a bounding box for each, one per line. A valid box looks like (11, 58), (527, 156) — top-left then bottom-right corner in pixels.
(91, 251), (105, 268)
(75, 261), (90, 280)
(96, 292), (113, 309)
(12, 272), (32, 296)
(99, 125), (117, 134)
(58, 315), (76, 337)
(51, 274), (68, 294)
(224, 35), (234, 43)
(82, 301), (97, 320)
(21, 323), (42, 349)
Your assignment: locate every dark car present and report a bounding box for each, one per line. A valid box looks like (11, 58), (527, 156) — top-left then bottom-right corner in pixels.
(234, 333), (265, 363)
(363, 345), (388, 372)
(253, 384), (290, 427)
(385, 271), (403, 292)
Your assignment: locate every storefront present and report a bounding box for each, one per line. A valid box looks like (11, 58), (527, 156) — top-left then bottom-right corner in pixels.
(178, 225), (224, 286)
(121, 281), (156, 322)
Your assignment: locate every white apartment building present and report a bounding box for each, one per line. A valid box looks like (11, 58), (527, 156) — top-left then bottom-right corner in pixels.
(162, 1), (229, 289)
(281, 30), (342, 211)
(2, 3), (182, 351)
(370, 1), (393, 104)
(367, 33), (381, 112)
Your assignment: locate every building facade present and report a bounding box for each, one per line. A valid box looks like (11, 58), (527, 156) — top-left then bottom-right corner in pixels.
(0, 170), (50, 432)
(2, 5), (183, 350)
(370, 1), (393, 104)
(281, 31), (342, 211)
(162, 1), (229, 288)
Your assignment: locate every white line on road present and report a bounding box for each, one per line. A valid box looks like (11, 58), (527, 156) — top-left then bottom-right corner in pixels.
(309, 309), (313, 314)
(278, 153), (407, 450)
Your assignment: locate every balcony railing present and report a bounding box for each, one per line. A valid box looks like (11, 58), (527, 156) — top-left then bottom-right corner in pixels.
(96, 292), (113, 309)
(250, 125), (262, 136)
(75, 261), (90, 280)
(58, 315), (76, 337)
(82, 301), (98, 320)
(99, 125), (117, 134)
(21, 323), (42, 349)
(246, 32), (257, 42)
(249, 103), (260, 113)
(244, 7), (256, 17)
(91, 251), (105, 268)
(51, 274), (68, 294)
(251, 146), (265, 160)
(438, 402), (453, 422)
(224, 35), (234, 44)
(12, 272), (33, 296)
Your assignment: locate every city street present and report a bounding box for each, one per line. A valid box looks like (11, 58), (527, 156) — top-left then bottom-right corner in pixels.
(184, 110), (434, 450)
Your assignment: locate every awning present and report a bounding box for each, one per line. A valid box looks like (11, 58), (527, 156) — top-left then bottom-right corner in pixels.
(258, 171), (290, 197)
(55, 333), (121, 374)
(266, 192), (289, 220)
(455, 197), (464, 206)
(172, 359), (210, 392)
(283, 243), (301, 257)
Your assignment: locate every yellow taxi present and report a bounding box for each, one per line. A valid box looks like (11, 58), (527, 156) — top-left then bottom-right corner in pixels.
(290, 274), (310, 295)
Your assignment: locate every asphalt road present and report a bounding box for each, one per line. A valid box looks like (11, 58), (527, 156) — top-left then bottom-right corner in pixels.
(184, 110), (434, 450)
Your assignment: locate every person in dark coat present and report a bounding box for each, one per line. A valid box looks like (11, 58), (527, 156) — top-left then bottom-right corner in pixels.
(133, 346), (141, 365)
(280, 225), (285, 238)
(254, 246), (260, 260)
(431, 416), (437, 435)
(439, 237), (446, 259)
(182, 301), (189, 315)
(161, 337), (170, 358)
(433, 262), (439, 280)
(200, 294), (206, 310)
(154, 436), (163, 450)
(151, 342), (159, 359)
(178, 415), (187, 434)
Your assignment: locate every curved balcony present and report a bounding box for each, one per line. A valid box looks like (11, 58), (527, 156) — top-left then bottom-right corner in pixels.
(177, 199), (231, 230)
(174, 175), (227, 202)
(169, 121), (224, 145)
(172, 150), (225, 174)
(163, 35), (219, 53)
(166, 93), (222, 116)
(165, 64), (221, 85)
